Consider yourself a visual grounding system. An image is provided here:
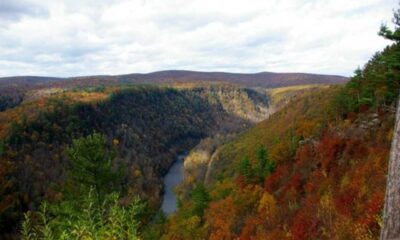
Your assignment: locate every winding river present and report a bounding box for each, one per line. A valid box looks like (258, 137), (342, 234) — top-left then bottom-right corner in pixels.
(161, 155), (185, 215)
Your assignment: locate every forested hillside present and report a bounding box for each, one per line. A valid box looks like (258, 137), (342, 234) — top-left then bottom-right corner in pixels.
(1, 4), (397, 240)
(0, 40), (393, 240)
(149, 11), (400, 240)
(0, 71), (347, 112)
(0, 83), (293, 238)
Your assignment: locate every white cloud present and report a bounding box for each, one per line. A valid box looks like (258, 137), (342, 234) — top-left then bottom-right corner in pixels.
(0, 0), (397, 77)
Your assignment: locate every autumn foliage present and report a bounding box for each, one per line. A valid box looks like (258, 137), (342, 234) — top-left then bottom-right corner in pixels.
(160, 53), (396, 238)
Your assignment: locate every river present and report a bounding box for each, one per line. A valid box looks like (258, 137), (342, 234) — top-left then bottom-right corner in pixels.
(161, 154), (185, 215)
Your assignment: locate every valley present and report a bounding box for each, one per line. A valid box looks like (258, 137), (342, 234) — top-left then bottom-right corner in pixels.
(0, 80), (328, 238)
(1, 1), (400, 239)
(0, 56), (397, 239)
(0, 55), (395, 239)
(1, 5), (399, 239)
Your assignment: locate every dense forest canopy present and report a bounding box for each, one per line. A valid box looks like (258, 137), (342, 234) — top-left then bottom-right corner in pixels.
(0, 3), (398, 240)
(146, 6), (400, 240)
(0, 83), (289, 238)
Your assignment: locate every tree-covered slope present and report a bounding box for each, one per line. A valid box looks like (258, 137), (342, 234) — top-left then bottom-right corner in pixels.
(155, 15), (400, 240)
(0, 84), (279, 238)
(0, 71), (347, 112)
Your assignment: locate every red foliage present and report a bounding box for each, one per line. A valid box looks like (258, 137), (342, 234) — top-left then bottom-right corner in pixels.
(288, 172), (302, 191)
(304, 171), (323, 194)
(347, 112), (357, 122)
(335, 187), (357, 216)
(359, 104), (369, 113)
(343, 138), (368, 160)
(294, 144), (314, 168)
(265, 164), (288, 192)
(240, 215), (262, 240)
(206, 196), (237, 240)
(291, 209), (320, 240)
(316, 133), (344, 173)
(235, 175), (247, 189)
(358, 192), (384, 227)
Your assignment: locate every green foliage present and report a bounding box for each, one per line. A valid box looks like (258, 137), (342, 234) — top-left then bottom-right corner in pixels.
(331, 12), (400, 117)
(37, 203), (54, 240)
(21, 203), (55, 240)
(379, 4), (400, 42)
(255, 145), (275, 179)
(3, 86), (238, 236)
(104, 194), (143, 239)
(237, 156), (254, 183)
(190, 183), (210, 217)
(8, 121), (22, 146)
(153, 8), (400, 239)
(20, 133), (144, 239)
(66, 133), (122, 204)
(237, 146), (275, 184)
(21, 190), (144, 240)
(141, 211), (166, 240)
(21, 212), (35, 240)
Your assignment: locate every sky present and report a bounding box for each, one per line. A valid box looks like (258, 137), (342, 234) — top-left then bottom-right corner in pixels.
(0, 0), (397, 77)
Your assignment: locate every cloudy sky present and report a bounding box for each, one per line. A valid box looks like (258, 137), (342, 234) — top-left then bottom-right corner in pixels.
(0, 0), (397, 77)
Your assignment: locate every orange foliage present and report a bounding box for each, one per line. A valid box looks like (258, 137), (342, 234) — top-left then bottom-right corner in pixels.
(203, 105), (391, 239)
(205, 196), (237, 240)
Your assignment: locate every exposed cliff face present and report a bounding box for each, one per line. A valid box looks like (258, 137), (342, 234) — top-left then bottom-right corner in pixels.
(182, 85), (327, 186)
(199, 86), (272, 122)
(184, 135), (228, 184)
(381, 94), (400, 240)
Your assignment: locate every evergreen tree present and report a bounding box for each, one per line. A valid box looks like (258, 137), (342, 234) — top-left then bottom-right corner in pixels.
(238, 156), (253, 183)
(256, 145), (267, 177)
(190, 183), (210, 217)
(21, 133), (143, 240)
(379, 4), (400, 42)
(256, 145), (275, 179)
(66, 133), (121, 204)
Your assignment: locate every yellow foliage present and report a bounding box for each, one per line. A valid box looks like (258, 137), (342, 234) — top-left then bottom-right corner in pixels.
(257, 192), (278, 226)
(133, 169), (142, 178)
(268, 84), (328, 104)
(352, 223), (374, 240)
(340, 174), (350, 190)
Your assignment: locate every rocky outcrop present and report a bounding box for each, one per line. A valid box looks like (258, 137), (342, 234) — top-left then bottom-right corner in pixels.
(183, 135), (228, 183)
(182, 85), (322, 186)
(381, 95), (400, 240)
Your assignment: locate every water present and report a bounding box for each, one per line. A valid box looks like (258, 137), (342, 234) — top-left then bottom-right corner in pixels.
(161, 155), (185, 215)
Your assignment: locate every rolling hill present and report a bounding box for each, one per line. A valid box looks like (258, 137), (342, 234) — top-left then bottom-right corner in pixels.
(0, 70), (348, 89)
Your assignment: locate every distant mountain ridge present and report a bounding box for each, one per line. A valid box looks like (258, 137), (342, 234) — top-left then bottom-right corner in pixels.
(0, 70), (348, 89)
(0, 70), (347, 111)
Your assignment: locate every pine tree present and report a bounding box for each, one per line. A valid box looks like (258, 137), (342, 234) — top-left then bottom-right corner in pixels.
(238, 156), (253, 183)
(379, 4), (400, 42)
(190, 183), (210, 217)
(66, 132), (121, 205)
(255, 145), (275, 181)
(20, 133), (144, 239)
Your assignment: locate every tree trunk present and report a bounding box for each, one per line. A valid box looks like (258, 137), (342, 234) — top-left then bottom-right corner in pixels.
(381, 95), (400, 240)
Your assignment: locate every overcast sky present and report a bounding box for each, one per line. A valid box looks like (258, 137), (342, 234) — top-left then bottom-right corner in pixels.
(0, 0), (397, 77)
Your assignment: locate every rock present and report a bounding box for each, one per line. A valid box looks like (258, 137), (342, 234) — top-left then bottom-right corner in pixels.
(381, 95), (400, 239)
(372, 118), (380, 125)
